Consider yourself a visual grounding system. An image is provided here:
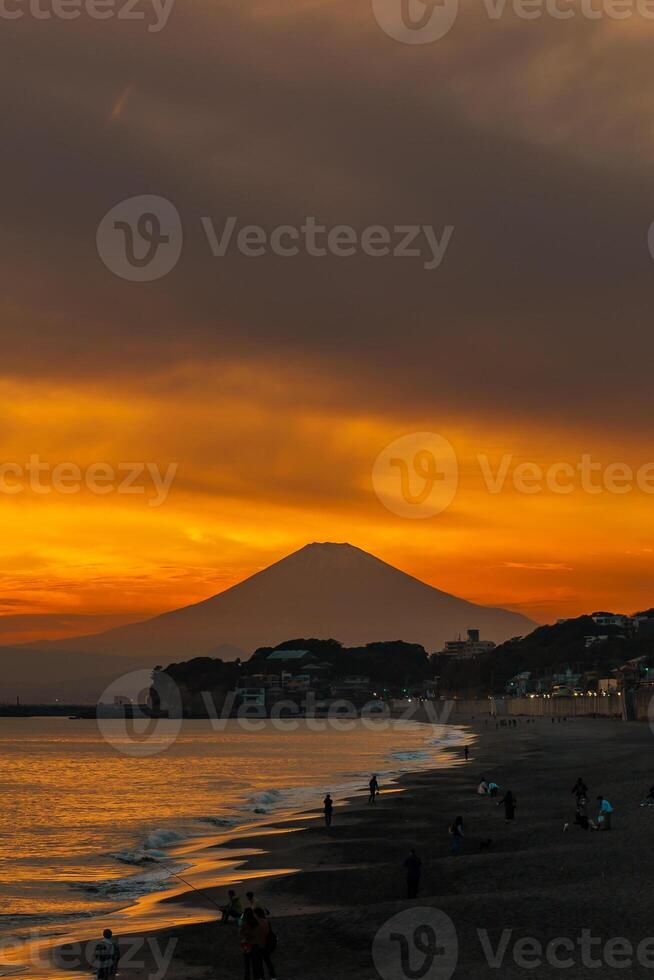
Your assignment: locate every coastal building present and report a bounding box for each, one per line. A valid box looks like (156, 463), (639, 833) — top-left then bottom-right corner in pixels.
(234, 687), (267, 708)
(505, 672), (551, 697)
(267, 650), (316, 669)
(331, 676), (373, 703)
(585, 634), (610, 648)
(283, 673), (311, 692)
(614, 655), (654, 689)
(241, 673), (281, 689)
(591, 613), (635, 630)
(442, 629), (496, 659)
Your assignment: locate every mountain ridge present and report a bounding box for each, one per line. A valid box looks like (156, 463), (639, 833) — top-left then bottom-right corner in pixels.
(28, 542), (537, 662)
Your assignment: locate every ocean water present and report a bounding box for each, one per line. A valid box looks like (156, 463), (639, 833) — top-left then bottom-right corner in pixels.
(0, 715), (466, 973)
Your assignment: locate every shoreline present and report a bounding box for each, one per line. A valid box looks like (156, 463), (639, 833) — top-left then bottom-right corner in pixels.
(72, 714), (654, 979)
(0, 720), (470, 979)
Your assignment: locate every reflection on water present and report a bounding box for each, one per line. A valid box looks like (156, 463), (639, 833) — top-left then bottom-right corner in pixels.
(0, 716), (466, 976)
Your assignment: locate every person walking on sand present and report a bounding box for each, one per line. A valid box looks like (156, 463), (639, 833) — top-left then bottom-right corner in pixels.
(93, 929), (119, 980)
(221, 889), (243, 924)
(404, 849), (422, 899)
(572, 778), (588, 803)
(596, 795), (613, 830)
(240, 908), (264, 980)
(464, 745), (470, 761)
(368, 775), (380, 805)
(498, 790), (517, 822)
(449, 816), (464, 855)
(254, 907), (277, 980)
(324, 793), (334, 827)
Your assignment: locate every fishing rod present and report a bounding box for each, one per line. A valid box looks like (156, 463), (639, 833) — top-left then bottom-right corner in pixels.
(154, 858), (226, 912)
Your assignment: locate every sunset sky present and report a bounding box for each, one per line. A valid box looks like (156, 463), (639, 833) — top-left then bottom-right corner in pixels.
(2, 0), (654, 644)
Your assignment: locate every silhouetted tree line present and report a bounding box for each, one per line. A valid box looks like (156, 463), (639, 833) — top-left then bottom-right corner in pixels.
(159, 612), (651, 699)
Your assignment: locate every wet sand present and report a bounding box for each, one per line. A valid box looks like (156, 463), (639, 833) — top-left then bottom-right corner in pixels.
(64, 717), (654, 978)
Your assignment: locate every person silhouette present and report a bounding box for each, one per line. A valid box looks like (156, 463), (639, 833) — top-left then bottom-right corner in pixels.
(324, 793), (334, 827)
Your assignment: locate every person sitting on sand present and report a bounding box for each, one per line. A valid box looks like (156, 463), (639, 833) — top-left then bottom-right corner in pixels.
(573, 795), (590, 830)
(324, 793), (334, 827)
(368, 775), (380, 805)
(240, 908), (264, 980)
(498, 790), (517, 822)
(477, 778), (489, 795)
(449, 816), (464, 855)
(596, 795), (613, 830)
(403, 849), (422, 899)
(572, 778), (588, 803)
(254, 907), (277, 980)
(221, 889), (243, 924)
(93, 928), (119, 980)
(488, 781), (499, 798)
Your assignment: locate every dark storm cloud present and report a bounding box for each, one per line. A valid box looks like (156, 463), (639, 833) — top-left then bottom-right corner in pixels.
(1, 0), (653, 429)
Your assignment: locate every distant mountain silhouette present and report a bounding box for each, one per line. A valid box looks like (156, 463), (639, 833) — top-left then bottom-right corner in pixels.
(33, 542), (536, 665)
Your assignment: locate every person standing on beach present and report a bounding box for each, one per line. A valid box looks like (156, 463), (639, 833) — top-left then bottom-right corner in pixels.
(240, 908), (264, 980)
(93, 929), (119, 980)
(246, 891), (270, 915)
(255, 907), (277, 980)
(450, 816), (464, 855)
(572, 778), (588, 802)
(464, 745), (470, 761)
(368, 775), (380, 804)
(498, 790), (517, 822)
(324, 793), (334, 827)
(403, 849), (422, 899)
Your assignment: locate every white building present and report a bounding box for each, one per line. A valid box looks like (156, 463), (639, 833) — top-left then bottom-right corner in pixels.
(591, 614), (635, 629)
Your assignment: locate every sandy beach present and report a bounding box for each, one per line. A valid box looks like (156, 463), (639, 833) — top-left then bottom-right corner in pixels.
(59, 716), (654, 979)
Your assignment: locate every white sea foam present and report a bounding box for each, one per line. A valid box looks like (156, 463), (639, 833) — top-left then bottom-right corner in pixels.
(144, 828), (186, 849)
(201, 816), (239, 828)
(111, 848), (167, 866)
(390, 750), (429, 761)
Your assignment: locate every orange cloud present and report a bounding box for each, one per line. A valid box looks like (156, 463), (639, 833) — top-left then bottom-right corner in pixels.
(0, 361), (652, 642)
